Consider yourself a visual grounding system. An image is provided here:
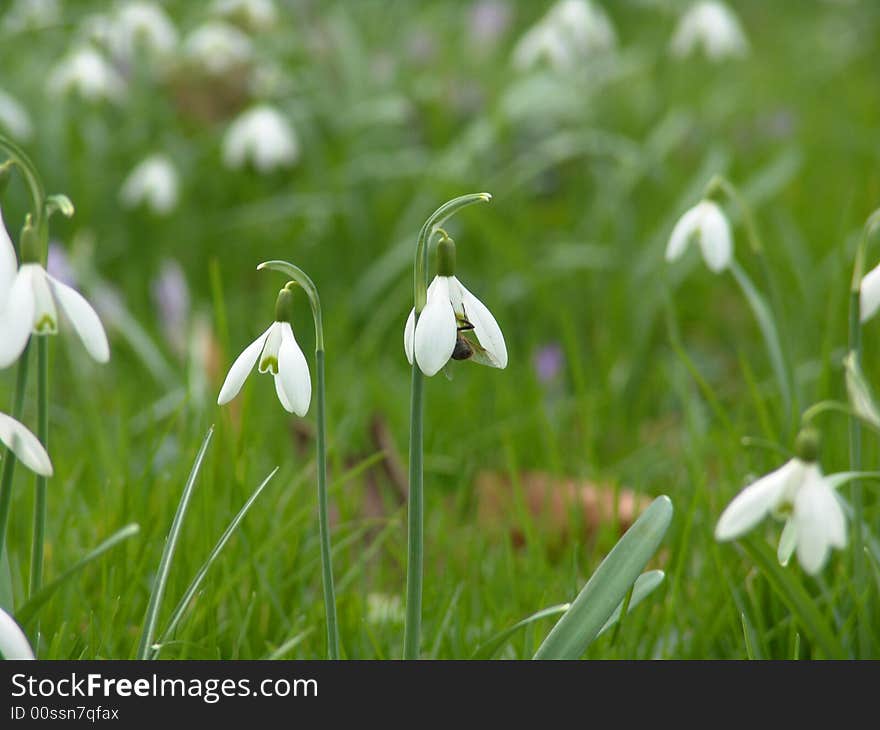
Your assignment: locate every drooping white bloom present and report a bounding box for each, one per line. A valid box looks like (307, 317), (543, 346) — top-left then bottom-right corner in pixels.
(222, 105), (299, 173)
(0, 607), (35, 660)
(715, 458), (847, 575)
(110, 2), (178, 62)
(0, 210), (110, 368)
(211, 0), (278, 32)
(512, 0), (616, 72)
(404, 275), (507, 377)
(182, 21), (253, 74)
(218, 320), (311, 415)
(120, 155), (180, 215)
(0, 412), (53, 477)
(2, 0), (61, 34)
(665, 200), (732, 273)
(859, 262), (880, 324)
(0, 90), (33, 141)
(670, 1), (748, 61)
(47, 46), (125, 103)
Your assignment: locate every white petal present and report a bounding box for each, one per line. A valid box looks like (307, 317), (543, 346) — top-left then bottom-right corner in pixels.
(0, 267), (35, 368)
(860, 262), (880, 324)
(0, 207), (17, 297)
(414, 276), (456, 377)
(273, 372), (293, 412)
(777, 518), (797, 567)
(217, 325), (272, 405)
(47, 273), (109, 361)
(258, 321), (283, 372)
(715, 459), (801, 541)
(665, 205), (702, 263)
(0, 607), (34, 660)
(404, 307), (415, 365)
(453, 277), (508, 369)
(792, 472), (846, 574)
(0, 411), (52, 477)
(697, 201), (732, 273)
(277, 322), (311, 416)
(28, 264), (57, 334)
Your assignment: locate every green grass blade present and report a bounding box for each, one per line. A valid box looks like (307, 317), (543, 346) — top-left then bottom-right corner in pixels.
(150, 465), (279, 658)
(596, 569), (666, 638)
(136, 426), (213, 659)
(15, 524), (140, 626)
(471, 604), (571, 660)
(533, 495), (673, 660)
(740, 539), (845, 659)
(265, 627), (315, 660)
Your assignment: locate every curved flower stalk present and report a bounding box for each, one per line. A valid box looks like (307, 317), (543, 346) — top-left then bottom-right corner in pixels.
(670, 1), (749, 61)
(218, 261), (339, 659)
(222, 105), (299, 173)
(403, 193), (493, 659)
(0, 607), (35, 660)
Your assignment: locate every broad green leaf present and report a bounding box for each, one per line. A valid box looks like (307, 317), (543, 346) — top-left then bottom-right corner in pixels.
(596, 569), (666, 638)
(533, 495), (673, 660)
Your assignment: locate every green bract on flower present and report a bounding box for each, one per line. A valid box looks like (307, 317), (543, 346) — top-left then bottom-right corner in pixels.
(0, 208), (109, 368)
(217, 286), (311, 416)
(715, 457), (847, 575)
(0, 411), (52, 477)
(665, 200), (732, 273)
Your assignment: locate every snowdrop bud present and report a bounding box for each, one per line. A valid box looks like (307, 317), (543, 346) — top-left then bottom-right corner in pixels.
(437, 235), (456, 277)
(274, 284), (296, 323)
(794, 428), (820, 464)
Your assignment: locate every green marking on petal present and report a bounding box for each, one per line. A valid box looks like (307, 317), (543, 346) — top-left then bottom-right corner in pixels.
(34, 314), (56, 334)
(259, 356), (279, 374)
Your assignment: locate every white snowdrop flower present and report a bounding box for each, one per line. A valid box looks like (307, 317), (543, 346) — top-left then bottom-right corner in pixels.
(512, 0), (616, 72)
(47, 46), (126, 103)
(715, 432), (847, 575)
(110, 2), (178, 62)
(0, 607), (35, 660)
(217, 285), (311, 415)
(366, 593), (405, 625)
(120, 155), (180, 215)
(404, 236), (507, 377)
(0, 209), (110, 368)
(211, 0), (278, 32)
(0, 90), (33, 142)
(665, 200), (732, 273)
(0, 412), (53, 478)
(182, 21), (253, 75)
(859, 261), (880, 324)
(2, 0), (60, 34)
(222, 105), (299, 173)
(670, 1), (749, 61)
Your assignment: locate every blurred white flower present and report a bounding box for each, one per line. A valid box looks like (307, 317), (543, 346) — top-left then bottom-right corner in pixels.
(665, 200), (732, 273)
(0, 412), (53, 478)
(183, 21), (253, 74)
(47, 46), (125, 103)
(512, 0), (616, 72)
(366, 593), (405, 625)
(151, 258), (190, 358)
(715, 458), (846, 575)
(670, 1), (748, 61)
(218, 320), (311, 416)
(110, 1), (178, 62)
(0, 208), (110, 368)
(0, 90), (32, 141)
(2, 0), (60, 34)
(404, 241), (507, 377)
(120, 155), (180, 215)
(0, 607), (35, 660)
(211, 0), (278, 32)
(860, 262), (880, 324)
(222, 105), (299, 173)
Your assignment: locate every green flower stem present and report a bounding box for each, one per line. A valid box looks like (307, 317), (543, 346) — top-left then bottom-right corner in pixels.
(0, 135), (46, 244)
(257, 260), (337, 659)
(0, 343), (32, 557)
(404, 192), (492, 660)
(29, 338), (49, 602)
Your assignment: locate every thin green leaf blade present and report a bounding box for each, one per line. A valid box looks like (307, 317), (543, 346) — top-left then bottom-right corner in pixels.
(533, 495), (673, 660)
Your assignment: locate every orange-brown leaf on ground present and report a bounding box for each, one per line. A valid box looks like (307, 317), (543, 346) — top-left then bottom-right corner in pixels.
(475, 470), (651, 547)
